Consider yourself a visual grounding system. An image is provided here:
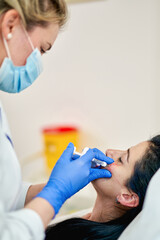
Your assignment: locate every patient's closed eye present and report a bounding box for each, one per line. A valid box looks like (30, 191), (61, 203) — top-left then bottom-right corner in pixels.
(118, 157), (123, 163)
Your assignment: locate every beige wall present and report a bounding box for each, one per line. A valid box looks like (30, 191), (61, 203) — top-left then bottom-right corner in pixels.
(0, 0), (159, 162)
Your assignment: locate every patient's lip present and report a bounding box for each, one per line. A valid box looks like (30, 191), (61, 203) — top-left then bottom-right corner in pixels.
(110, 162), (118, 167)
(105, 162), (118, 172)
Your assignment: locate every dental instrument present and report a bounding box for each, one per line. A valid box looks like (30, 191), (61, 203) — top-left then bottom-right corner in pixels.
(74, 147), (107, 167)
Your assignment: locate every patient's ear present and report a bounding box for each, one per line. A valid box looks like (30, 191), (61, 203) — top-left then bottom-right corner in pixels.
(116, 190), (139, 208)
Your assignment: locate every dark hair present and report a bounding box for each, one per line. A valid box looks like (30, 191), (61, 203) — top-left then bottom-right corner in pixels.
(45, 135), (160, 240)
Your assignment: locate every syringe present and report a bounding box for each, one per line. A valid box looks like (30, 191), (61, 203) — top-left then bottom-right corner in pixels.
(73, 147), (107, 168)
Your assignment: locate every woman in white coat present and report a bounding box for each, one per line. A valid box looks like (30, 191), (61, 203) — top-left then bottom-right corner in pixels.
(0, 1), (114, 239)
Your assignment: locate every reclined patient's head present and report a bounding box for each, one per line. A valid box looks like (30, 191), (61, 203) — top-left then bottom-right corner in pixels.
(92, 136), (160, 211)
(45, 135), (160, 240)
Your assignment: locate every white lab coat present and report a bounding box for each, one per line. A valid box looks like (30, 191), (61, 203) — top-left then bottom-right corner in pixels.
(0, 100), (45, 240)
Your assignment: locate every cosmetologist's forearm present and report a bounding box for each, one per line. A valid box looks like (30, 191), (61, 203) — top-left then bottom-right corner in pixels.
(25, 197), (55, 228)
(25, 183), (46, 205)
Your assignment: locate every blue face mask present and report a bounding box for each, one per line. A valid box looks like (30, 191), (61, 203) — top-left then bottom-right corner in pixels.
(0, 26), (43, 94)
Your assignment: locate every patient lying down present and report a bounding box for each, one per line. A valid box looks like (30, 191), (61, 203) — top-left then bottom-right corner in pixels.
(45, 135), (160, 240)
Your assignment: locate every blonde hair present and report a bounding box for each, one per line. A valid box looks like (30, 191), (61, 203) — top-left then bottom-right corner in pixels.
(0, 0), (68, 29)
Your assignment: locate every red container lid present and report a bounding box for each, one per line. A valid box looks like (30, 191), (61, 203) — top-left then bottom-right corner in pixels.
(42, 126), (78, 134)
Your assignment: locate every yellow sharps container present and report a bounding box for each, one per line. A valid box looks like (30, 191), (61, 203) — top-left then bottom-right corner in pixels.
(42, 126), (79, 173)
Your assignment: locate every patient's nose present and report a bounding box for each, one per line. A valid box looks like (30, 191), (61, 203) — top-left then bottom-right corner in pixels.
(106, 149), (115, 159)
(106, 149), (125, 162)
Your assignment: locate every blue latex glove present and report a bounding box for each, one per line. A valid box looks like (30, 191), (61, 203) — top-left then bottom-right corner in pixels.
(36, 142), (114, 215)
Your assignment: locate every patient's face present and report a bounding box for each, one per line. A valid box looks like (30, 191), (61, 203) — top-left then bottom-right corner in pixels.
(92, 141), (149, 199)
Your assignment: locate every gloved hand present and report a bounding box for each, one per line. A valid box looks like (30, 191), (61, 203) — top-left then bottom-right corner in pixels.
(36, 142), (114, 215)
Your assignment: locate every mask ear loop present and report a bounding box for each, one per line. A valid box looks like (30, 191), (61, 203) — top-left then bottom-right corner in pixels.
(21, 23), (35, 51)
(2, 35), (12, 60)
(21, 22), (42, 75)
(2, 23), (35, 62)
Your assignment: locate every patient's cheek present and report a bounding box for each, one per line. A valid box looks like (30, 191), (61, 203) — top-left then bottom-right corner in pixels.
(92, 163), (123, 197)
(106, 163), (123, 187)
(107, 162), (118, 172)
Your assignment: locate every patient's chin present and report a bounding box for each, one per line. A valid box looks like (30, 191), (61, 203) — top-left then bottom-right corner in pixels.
(92, 176), (110, 185)
(91, 177), (112, 194)
(91, 177), (120, 198)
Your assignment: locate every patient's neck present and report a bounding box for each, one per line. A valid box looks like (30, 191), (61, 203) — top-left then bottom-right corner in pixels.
(87, 194), (125, 223)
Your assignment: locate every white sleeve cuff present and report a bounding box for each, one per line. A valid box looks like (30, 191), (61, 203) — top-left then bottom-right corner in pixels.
(15, 182), (32, 210)
(5, 208), (45, 240)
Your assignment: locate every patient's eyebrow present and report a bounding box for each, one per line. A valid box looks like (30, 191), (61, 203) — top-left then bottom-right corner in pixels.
(127, 148), (130, 163)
